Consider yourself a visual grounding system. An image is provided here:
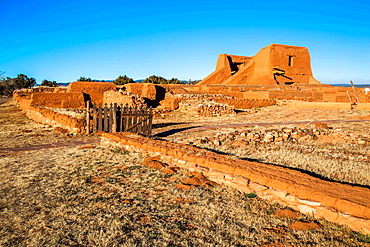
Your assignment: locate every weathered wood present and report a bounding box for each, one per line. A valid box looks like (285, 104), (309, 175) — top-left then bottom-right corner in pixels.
(104, 104), (109, 132)
(88, 103), (152, 135)
(350, 80), (361, 103)
(346, 90), (353, 105)
(86, 101), (90, 134)
(147, 107), (153, 136)
(93, 104), (98, 133)
(98, 105), (103, 132)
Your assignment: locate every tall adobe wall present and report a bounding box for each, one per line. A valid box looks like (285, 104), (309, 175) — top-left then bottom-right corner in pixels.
(198, 44), (320, 86)
(67, 81), (116, 105)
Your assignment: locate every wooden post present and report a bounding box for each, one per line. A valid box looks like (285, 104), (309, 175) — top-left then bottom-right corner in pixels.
(350, 80), (361, 103)
(104, 104), (109, 132)
(93, 104), (98, 133)
(98, 104), (103, 132)
(346, 90), (353, 105)
(112, 103), (117, 133)
(86, 100), (90, 134)
(123, 105), (129, 131)
(148, 107), (153, 136)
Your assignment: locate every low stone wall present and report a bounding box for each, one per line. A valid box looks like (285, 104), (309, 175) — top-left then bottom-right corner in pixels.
(178, 100), (235, 117)
(213, 98), (276, 109)
(15, 96), (86, 133)
(103, 91), (146, 108)
(100, 132), (370, 234)
(160, 94), (275, 110)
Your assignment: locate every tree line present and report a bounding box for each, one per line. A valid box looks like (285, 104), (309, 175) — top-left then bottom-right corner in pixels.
(78, 75), (200, 85)
(0, 71), (200, 96)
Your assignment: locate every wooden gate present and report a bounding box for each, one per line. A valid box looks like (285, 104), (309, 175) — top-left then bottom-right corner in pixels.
(86, 103), (153, 136)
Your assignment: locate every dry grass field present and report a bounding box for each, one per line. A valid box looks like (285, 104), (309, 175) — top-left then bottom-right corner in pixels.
(1, 99), (370, 246)
(156, 106), (370, 187)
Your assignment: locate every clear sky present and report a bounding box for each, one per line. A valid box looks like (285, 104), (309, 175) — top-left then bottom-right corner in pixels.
(1, 0), (369, 84)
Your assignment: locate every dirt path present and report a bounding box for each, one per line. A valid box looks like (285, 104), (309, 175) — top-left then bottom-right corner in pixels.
(0, 139), (100, 153)
(0, 97), (11, 105)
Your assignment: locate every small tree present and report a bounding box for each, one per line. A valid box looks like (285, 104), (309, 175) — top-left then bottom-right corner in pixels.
(142, 75), (167, 84)
(77, 76), (92, 82)
(113, 75), (134, 85)
(0, 73), (36, 96)
(167, 78), (185, 84)
(188, 79), (201, 85)
(41, 79), (59, 87)
(13, 74), (36, 88)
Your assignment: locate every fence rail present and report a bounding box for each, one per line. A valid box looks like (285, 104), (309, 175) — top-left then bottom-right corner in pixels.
(87, 102), (153, 136)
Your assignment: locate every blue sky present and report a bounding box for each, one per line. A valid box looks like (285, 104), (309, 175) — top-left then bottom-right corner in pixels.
(0, 0), (369, 84)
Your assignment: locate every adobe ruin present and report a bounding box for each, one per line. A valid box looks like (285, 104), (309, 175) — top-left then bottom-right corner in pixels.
(198, 44), (321, 86)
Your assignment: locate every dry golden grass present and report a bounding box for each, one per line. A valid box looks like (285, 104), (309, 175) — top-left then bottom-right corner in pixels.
(0, 100), (96, 148)
(159, 111), (370, 187)
(1, 145), (368, 246)
(183, 135), (370, 187)
(1, 100), (369, 246)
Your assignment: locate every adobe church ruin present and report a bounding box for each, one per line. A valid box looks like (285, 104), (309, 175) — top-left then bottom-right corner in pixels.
(198, 44), (321, 85)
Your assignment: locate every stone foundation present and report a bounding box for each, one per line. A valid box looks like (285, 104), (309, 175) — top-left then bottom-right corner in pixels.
(178, 100), (235, 116)
(100, 132), (370, 234)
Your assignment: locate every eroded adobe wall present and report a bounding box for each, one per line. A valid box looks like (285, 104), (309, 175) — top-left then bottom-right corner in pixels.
(14, 95), (86, 133)
(67, 81), (116, 93)
(103, 91), (146, 108)
(197, 54), (232, 85)
(67, 82), (116, 105)
(30, 93), (86, 109)
(198, 44), (320, 86)
(124, 83), (165, 101)
(100, 132), (370, 234)
(177, 100), (235, 117)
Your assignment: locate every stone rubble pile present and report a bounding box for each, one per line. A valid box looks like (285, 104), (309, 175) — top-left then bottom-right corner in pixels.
(331, 129), (370, 145)
(178, 100), (235, 117)
(193, 127), (326, 146)
(191, 127), (370, 147)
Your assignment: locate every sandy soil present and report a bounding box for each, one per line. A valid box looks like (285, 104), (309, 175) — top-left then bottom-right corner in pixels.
(0, 100), (369, 246)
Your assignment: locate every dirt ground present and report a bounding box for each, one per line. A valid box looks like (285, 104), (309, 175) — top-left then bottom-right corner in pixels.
(0, 97), (11, 105)
(1, 99), (369, 246)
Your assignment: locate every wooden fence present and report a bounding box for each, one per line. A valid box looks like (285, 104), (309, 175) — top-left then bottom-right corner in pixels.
(86, 103), (153, 136)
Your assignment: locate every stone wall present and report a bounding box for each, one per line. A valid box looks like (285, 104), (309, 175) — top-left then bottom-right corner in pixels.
(160, 93), (276, 110)
(103, 91), (146, 108)
(100, 132), (370, 234)
(178, 100), (235, 117)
